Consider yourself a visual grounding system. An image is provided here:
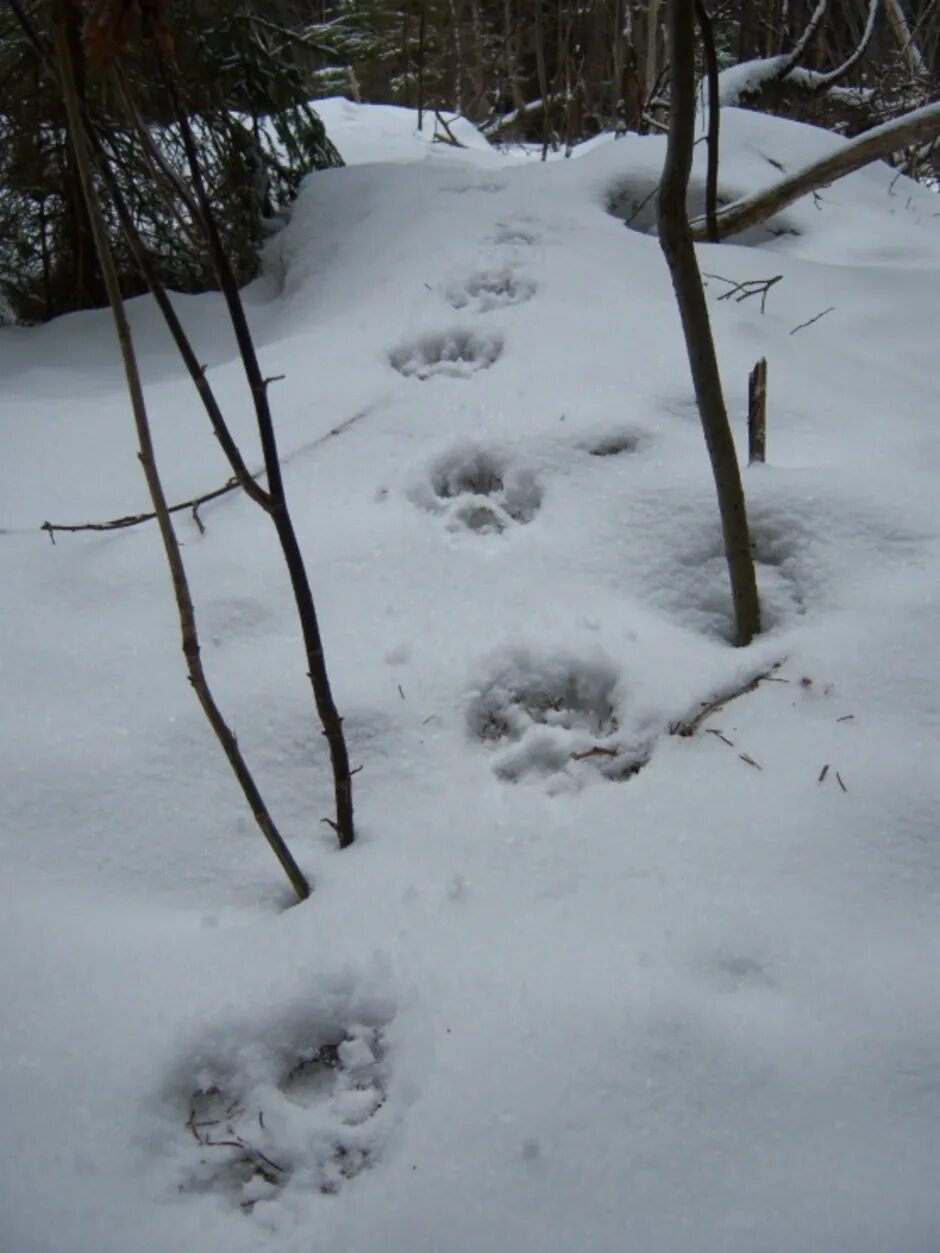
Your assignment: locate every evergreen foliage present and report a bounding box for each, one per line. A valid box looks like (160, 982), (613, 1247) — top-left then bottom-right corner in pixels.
(0, 0), (342, 323)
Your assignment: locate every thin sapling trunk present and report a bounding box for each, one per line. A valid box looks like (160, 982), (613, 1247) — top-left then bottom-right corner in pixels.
(695, 0), (720, 243)
(49, 0), (311, 902)
(657, 0), (761, 646)
(159, 64), (355, 849)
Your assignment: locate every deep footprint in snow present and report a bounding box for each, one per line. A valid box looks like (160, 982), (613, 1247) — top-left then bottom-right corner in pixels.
(389, 328), (503, 380)
(412, 445), (542, 534)
(605, 173), (801, 243)
(171, 1009), (392, 1212)
(447, 268), (536, 313)
(467, 649), (647, 785)
(584, 427), (650, 458)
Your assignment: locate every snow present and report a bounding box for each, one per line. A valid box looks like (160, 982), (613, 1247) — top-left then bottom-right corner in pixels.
(1, 104), (939, 1253)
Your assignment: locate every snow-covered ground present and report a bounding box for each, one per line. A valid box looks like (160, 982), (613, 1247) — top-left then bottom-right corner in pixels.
(1, 100), (938, 1253)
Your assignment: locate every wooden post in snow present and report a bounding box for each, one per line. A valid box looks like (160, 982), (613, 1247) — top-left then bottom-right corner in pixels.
(748, 358), (768, 465)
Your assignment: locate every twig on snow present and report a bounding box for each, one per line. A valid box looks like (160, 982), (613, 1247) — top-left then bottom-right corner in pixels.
(789, 305), (835, 335)
(570, 745), (619, 761)
(669, 662), (783, 737)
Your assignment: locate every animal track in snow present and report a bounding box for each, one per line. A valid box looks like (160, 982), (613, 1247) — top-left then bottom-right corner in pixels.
(441, 179), (506, 195)
(467, 648), (647, 786)
(412, 445), (542, 534)
(705, 952), (777, 992)
(447, 268), (536, 313)
(605, 174), (800, 244)
(492, 221), (541, 247)
(584, 427), (649, 458)
(389, 328), (503, 380)
(169, 1001), (393, 1213)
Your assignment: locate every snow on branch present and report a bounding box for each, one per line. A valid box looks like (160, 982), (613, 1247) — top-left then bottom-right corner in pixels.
(717, 0), (878, 107)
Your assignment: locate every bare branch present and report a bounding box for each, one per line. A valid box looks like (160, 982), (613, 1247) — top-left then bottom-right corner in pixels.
(776, 0), (830, 81)
(704, 272), (783, 313)
(40, 475), (253, 540)
(814, 0), (879, 88)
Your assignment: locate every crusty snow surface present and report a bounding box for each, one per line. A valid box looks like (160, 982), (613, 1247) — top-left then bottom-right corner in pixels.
(1, 101), (938, 1253)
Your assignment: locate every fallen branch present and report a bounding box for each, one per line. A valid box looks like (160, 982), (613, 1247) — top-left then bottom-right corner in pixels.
(570, 745), (619, 761)
(690, 101), (940, 242)
(482, 98), (546, 137)
(670, 663), (782, 737)
(433, 111), (467, 148)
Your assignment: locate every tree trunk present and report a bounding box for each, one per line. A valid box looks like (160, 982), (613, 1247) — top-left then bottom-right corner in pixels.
(657, 0), (761, 647)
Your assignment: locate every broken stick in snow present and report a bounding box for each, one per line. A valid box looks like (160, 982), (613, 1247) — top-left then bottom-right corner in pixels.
(748, 358), (768, 465)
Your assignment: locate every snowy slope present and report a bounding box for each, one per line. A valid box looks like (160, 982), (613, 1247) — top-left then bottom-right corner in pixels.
(1, 103), (938, 1253)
